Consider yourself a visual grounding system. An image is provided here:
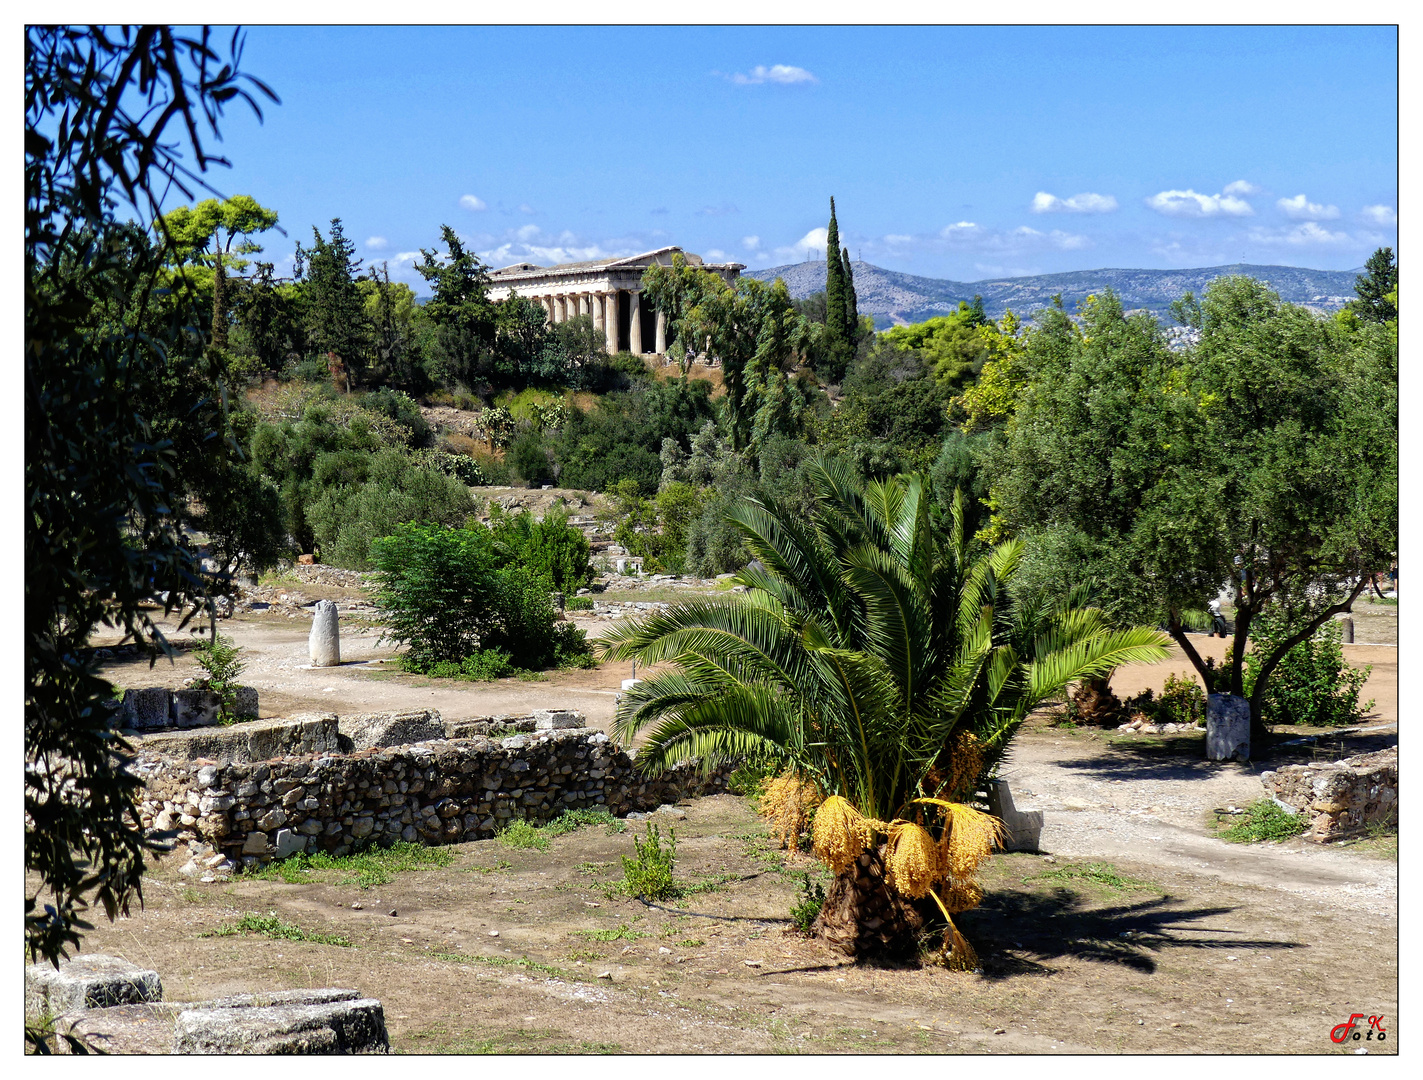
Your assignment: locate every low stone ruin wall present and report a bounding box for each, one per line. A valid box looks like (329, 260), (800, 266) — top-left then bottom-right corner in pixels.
(113, 685), (259, 730)
(135, 720), (733, 874)
(1260, 746), (1398, 841)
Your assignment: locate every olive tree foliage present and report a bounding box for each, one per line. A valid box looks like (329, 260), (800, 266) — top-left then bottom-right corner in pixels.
(25, 25), (277, 971)
(985, 281), (1397, 740)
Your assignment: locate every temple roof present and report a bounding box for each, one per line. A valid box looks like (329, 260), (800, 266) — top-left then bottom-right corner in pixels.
(490, 246), (743, 278)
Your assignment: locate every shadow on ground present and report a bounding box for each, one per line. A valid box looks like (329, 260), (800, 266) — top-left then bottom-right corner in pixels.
(959, 887), (1307, 978)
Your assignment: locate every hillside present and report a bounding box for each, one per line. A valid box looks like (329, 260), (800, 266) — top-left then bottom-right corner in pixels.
(748, 260), (1362, 327)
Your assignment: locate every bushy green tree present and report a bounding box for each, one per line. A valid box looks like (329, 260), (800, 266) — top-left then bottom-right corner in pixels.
(160, 194), (279, 349)
(1349, 246), (1397, 324)
(25, 24), (277, 972)
(1243, 611), (1373, 728)
(487, 507), (592, 593)
(299, 217), (368, 384)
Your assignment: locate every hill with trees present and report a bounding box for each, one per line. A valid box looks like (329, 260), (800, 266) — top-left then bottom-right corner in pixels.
(749, 260), (1362, 327)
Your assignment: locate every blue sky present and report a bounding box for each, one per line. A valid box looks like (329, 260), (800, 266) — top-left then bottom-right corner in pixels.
(194, 24), (1398, 291)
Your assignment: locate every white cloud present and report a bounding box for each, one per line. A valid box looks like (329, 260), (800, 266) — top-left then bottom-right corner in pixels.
(391, 251), (424, 266)
(705, 249), (727, 260)
(939, 221), (980, 238)
(516, 203), (536, 215)
(699, 203), (739, 216)
(742, 235), (761, 250)
(1146, 188), (1254, 217)
(728, 64), (817, 85)
(1031, 191), (1118, 214)
(1361, 204), (1397, 226)
(516, 223), (541, 242)
(459, 194), (487, 211)
(1277, 194), (1340, 220)
(1247, 221), (1353, 246)
(772, 226), (830, 260)
(365, 236), (388, 250)
(883, 234), (914, 245)
(1223, 180), (1262, 196)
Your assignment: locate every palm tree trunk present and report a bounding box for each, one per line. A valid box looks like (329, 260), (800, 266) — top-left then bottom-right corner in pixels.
(810, 844), (936, 962)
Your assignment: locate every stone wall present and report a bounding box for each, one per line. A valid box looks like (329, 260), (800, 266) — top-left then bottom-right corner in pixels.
(1260, 746), (1397, 841)
(135, 726), (733, 875)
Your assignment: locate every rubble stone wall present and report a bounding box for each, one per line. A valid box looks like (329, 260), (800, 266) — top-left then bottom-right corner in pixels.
(1261, 746), (1397, 841)
(135, 728), (733, 869)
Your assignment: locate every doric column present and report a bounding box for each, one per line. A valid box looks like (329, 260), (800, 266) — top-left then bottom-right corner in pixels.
(628, 289), (642, 354)
(578, 293), (589, 319)
(655, 310), (667, 354)
(604, 292), (619, 353)
(593, 292), (605, 336)
(557, 295), (568, 323)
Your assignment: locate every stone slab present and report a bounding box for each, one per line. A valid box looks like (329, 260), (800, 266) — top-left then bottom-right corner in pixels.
(171, 689), (219, 728)
(173, 993), (388, 1054)
(26, 954), (163, 1020)
(985, 778), (1045, 853)
(338, 709), (446, 752)
(51, 1003), (182, 1054)
(133, 714), (341, 763)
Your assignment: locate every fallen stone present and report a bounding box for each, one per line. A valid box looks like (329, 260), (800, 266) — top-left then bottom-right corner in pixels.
(171, 689), (220, 729)
(273, 828), (307, 858)
(134, 714), (341, 764)
(26, 955), (163, 1020)
(51, 1003), (182, 1054)
(122, 687), (173, 731)
(533, 709), (585, 731)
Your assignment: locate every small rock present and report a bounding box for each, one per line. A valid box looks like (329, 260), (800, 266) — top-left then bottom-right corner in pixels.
(583, 902), (600, 908)
(1041, 855), (1056, 863)
(488, 930), (499, 937)
(994, 1028), (1007, 1035)
(597, 971), (612, 980)
(659, 947), (671, 955)
(743, 960), (761, 968)
(350, 903), (362, 910)
(388, 910), (397, 917)
(178, 859), (201, 877)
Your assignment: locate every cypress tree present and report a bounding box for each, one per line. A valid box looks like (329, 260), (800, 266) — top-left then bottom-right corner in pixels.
(825, 197), (846, 352)
(842, 246), (858, 342)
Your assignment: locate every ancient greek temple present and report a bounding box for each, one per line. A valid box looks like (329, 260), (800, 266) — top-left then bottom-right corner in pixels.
(485, 246), (743, 355)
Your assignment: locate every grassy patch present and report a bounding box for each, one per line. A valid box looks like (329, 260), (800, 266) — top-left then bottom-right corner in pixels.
(499, 809), (628, 852)
(1031, 861), (1154, 891)
(425, 949), (564, 976)
(1217, 799), (1307, 843)
(203, 912), (353, 947)
(243, 841), (453, 889)
(467, 858), (513, 874)
(570, 923), (649, 942)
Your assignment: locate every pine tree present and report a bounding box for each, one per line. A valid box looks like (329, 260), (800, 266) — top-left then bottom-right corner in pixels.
(1351, 246), (1397, 324)
(825, 197), (846, 353)
(302, 218), (368, 379)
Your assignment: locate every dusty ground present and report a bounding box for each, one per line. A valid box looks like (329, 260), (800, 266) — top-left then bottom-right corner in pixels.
(75, 586), (1397, 1055)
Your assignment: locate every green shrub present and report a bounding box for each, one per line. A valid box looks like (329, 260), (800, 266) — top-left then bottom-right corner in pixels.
(420, 449), (484, 486)
(789, 873), (826, 934)
(1245, 613), (1374, 726)
(190, 633), (246, 723)
(565, 595), (594, 611)
(1158, 671), (1206, 725)
(488, 507), (592, 593)
(472, 451), (512, 486)
(620, 823), (678, 900)
(373, 523), (592, 672)
(505, 430), (554, 487)
(726, 759), (776, 797)
(1220, 799), (1307, 843)
(499, 820), (549, 851)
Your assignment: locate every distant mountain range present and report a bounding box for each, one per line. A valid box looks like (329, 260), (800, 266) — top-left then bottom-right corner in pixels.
(746, 261), (1363, 328)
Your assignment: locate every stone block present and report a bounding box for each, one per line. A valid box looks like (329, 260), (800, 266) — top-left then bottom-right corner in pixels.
(273, 828), (307, 858)
(122, 687), (173, 731)
(51, 1003), (182, 1054)
(309, 599), (340, 667)
(338, 709), (446, 751)
(171, 993), (389, 1053)
(171, 689), (220, 728)
(232, 685), (259, 719)
(242, 831), (271, 855)
(1206, 694), (1251, 761)
(533, 709), (585, 731)
(26, 954), (163, 1020)
(984, 779), (1045, 852)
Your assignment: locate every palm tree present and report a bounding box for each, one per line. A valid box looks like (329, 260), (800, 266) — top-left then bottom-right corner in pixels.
(602, 462), (1170, 966)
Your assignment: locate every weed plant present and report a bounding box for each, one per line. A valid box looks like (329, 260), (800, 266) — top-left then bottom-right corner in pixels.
(789, 873), (827, 934)
(620, 823), (678, 900)
(1219, 799), (1307, 843)
(1033, 861), (1153, 891)
(498, 809), (628, 852)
